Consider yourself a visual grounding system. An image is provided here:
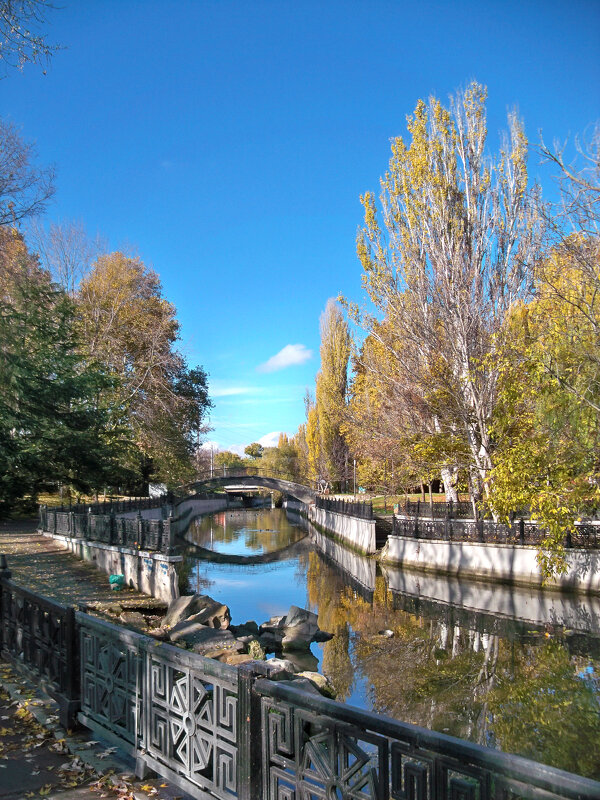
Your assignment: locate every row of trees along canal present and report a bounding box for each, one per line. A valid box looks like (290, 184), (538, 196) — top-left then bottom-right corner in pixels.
(216, 83), (600, 578)
(0, 124), (212, 515)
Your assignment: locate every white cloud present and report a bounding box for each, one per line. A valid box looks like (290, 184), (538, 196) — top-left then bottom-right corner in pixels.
(257, 431), (283, 448)
(199, 440), (219, 451)
(257, 344), (312, 373)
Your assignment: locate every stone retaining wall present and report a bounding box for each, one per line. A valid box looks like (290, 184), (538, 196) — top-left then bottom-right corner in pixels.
(381, 534), (600, 594)
(44, 534), (182, 603)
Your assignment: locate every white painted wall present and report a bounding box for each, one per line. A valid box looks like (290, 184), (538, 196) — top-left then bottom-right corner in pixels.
(381, 534), (600, 594)
(308, 505), (376, 554)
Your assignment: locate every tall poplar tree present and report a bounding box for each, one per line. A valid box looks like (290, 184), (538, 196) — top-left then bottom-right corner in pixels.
(351, 82), (542, 501)
(310, 300), (351, 490)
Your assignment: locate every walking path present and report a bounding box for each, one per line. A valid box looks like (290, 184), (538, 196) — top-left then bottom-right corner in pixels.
(0, 518), (192, 800)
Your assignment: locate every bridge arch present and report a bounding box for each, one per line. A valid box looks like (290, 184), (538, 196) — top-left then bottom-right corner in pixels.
(184, 474), (316, 505)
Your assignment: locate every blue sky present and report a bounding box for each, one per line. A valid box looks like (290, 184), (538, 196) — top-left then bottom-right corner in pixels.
(2, 0), (599, 453)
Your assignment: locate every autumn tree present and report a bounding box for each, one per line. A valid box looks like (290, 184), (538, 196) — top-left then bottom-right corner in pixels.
(213, 450), (245, 471)
(244, 442), (264, 459)
(350, 82), (542, 502)
(259, 433), (301, 482)
(28, 218), (101, 295)
(308, 300), (351, 490)
(0, 228), (120, 510)
(487, 129), (600, 575)
(77, 252), (211, 487)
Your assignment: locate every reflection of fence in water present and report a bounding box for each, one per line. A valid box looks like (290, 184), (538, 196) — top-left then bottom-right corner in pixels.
(1, 566), (598, 799)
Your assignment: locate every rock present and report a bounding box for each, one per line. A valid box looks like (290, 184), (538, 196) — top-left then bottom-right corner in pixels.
(284, 606), (318, 630)
(281, 606), (319, 650)
(204, 641), (246, 660)
(148, 626), (169, 640)
(219, 652), (258, 666)
(168, 619), (211, 642)
(191, 602), (231, 630)
(264, 615), (287, 628)
(119, 611), (147, 628)
(191, 628), (237, 654)
(313, 630), (334, 643)
(107, 604), (124, 616)
(230, 622), (260, 639)
(297, 671), (336, 699)
(378, 629), (394, 638)
(280, 649), (319, 674)
(258, 630), (284, 650)
(264, 658), (297, 677)
(282, 623), (317, 650)
(163, 594), (199, 627)
(163, 594), (231, 630)
(242, 620), (260, 635)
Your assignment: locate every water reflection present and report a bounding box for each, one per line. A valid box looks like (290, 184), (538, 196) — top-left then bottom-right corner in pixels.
(184, 508), (307, 559)
(181, 507), (600, 778)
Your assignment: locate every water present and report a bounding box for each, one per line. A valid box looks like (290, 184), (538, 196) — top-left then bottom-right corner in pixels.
(182, 507), (600, 779)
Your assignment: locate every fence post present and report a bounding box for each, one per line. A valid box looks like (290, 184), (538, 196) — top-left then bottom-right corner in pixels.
(58, 605), (80, 730)
(137, 512), (143, 549)
(519, 518), (525, 545)
(477, 518), (484, 543)
(565, 528), (573, 548)
(237, 664), (264, 800)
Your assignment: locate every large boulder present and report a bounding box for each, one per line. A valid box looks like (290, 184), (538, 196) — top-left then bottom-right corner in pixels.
(163, 594), (231, 630)
(281, 605), (319, 650)
(191, 627), (238, 654)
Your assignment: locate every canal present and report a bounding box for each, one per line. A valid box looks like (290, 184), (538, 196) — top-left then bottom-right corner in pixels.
(182, 506), (600, 779)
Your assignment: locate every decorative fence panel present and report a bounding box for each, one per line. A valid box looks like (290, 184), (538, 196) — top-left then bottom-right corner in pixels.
(254, 678), (599, 800)
(77, 612), (240, 799)
(316, 495), (373, 520)
(0, 578), (78, 727)
(39, 507), (175, 555)
(392, 516), (600, 549)
(1, 567), (599, 799)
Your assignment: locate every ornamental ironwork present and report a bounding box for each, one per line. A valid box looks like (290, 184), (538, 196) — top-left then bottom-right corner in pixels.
(1, 565), (599, 799)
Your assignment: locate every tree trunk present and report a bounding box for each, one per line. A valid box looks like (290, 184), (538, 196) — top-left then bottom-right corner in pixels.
(441, 466), (458, 502)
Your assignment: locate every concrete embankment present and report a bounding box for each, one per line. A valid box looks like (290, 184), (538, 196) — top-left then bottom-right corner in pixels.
(42, 495), (231, 603)
(283, 499), (377, 555)
(380, 532), (600, 594)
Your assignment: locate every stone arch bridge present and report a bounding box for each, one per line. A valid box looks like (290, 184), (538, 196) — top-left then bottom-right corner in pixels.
(184, 473), (316, 505)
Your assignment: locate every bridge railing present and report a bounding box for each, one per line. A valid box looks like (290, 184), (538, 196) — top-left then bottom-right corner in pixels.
(187, 465), (314, 488)
(0, 563), (598, 799)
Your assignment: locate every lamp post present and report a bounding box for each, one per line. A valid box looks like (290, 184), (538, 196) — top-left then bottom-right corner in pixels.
(353, 459), (356, 498)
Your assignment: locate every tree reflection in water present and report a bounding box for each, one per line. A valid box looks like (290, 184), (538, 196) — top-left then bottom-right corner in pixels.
(183, 508), (600, 778)
(306, 554), (600, 778)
